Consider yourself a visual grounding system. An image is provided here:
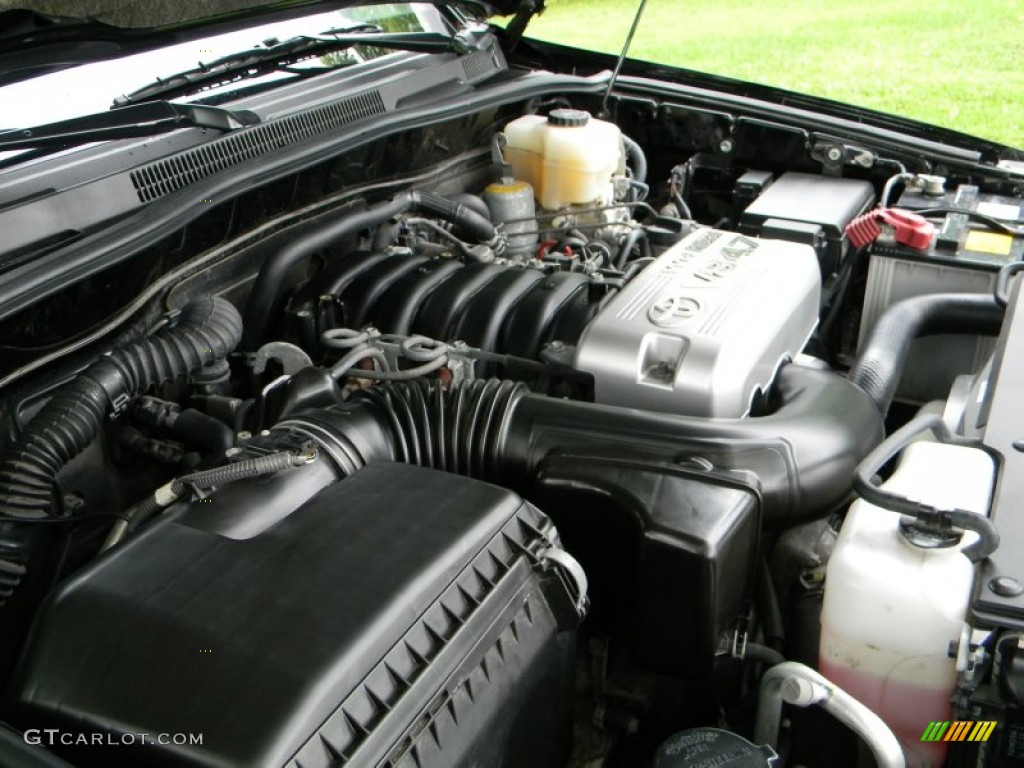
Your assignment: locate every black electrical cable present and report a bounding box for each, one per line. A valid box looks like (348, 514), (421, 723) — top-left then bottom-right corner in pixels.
(914, 207), (1024, 237)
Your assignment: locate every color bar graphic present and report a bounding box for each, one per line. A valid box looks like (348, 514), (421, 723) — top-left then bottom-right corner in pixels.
(920, 721), (997, 742)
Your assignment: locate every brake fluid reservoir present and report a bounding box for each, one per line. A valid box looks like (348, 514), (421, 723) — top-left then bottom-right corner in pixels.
(502, 109), (623, 210)
(820, 440), (994, 768)
(484, 179), (537, 257)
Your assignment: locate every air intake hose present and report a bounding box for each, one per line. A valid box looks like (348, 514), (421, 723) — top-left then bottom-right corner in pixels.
(287, 363), (882, 526)
(243, 191), (499, 347)
(0, 296), (242, 609)
(848, 293), (1004, 415)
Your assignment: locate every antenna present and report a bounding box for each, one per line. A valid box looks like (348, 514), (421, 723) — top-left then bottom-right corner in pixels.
(599, 0), (649, 118)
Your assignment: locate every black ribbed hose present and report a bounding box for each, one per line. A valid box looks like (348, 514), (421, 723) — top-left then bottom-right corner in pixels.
(355, 378), (526, 478)
(300, 365), (882, 527)
(243, 190), (499, 347)
(0, 296), (242, 616)
(848, 293), (1004, 415)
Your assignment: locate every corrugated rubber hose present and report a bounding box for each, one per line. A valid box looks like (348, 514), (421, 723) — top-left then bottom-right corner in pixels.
(0, 296), (243, 608)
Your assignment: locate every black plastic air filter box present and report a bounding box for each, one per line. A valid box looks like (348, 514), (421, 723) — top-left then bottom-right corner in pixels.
(740, 171), (875, 277)
(533, 455), (760, 678)
(8, 462), (580, 768)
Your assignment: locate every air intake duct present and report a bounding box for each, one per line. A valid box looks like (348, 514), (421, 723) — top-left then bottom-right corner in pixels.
(281, 362), (882, 527)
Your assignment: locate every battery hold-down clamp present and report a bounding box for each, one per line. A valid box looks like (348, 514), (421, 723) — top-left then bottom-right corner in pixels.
(846, 207), (935, 250)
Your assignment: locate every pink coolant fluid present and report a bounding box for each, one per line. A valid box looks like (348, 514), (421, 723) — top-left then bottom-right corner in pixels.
(819, 440), (996, 768)
(818, 655), (952, 767)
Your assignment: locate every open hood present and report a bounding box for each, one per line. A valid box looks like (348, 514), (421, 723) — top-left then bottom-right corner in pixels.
(0, 0), (536, 86)
(0, 0), (530, 27)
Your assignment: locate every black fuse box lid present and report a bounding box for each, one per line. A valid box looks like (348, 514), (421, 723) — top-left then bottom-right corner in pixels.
(740, 172), (875, 276)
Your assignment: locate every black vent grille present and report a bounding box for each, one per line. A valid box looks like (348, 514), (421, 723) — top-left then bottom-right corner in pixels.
(130, 89), (386, 202)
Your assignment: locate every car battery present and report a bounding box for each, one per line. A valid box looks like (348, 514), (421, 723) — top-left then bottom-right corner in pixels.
(897, 182), (1024, 226)
(860, 189), (1024, 403)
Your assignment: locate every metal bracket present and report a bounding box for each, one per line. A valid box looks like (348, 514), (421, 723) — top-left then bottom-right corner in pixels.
(539, 546), (589, 617)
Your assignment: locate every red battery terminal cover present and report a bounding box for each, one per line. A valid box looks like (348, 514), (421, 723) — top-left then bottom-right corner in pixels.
(846, 208), (935, 250)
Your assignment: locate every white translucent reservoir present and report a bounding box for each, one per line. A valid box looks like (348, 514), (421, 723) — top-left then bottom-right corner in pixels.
(502, 109), (623, 211)
(820, 440), (994, 768)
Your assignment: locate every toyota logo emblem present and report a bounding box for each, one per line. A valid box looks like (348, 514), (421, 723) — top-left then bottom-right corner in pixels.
(648, 295), (701, 327)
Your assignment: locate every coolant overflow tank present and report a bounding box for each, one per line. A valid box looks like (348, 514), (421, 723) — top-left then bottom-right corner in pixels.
(820, 439), (995, 768)
(502, 109), (623, 210)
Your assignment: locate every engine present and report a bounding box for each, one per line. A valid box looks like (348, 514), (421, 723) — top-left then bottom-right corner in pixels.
(575, 229), (820, 416)
(0, 98), (1020, 768)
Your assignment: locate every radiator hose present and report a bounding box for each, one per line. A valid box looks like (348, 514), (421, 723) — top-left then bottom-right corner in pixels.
(0, 296), (242, 618)
(243, 191), (500, 347)
(848, 292), (1004, 414)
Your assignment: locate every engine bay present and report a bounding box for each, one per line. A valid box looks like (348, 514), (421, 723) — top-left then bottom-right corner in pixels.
(1, 48), (1024, 767)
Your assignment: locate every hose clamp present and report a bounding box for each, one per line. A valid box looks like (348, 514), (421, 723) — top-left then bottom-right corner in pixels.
(538, 546), (589, 617)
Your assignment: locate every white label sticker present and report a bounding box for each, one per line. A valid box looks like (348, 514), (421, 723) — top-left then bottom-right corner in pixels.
(976, 201), (1021, 221)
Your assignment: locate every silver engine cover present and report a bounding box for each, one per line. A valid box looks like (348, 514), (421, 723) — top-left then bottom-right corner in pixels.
(574, 229), (821, 417)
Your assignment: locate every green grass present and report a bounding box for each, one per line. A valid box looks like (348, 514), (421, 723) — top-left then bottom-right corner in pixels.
(520, 0), (1024, 149)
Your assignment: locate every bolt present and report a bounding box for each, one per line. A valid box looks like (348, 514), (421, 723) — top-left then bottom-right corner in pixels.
(989, 576), (1024, 597)
(225, 447), (243, 458)
(548, 340), (565, 352)
(826, 146), (843, 163)
(719, 138), (734, 154)
(236, 431), (252, 441)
